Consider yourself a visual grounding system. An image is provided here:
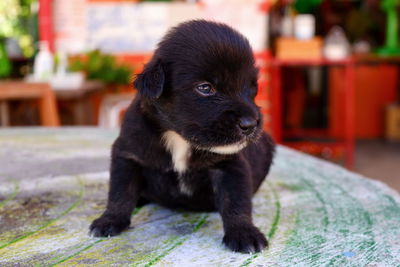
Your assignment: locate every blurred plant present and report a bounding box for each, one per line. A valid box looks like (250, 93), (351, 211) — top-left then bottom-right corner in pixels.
(0, 0), (37, 58)
(69, 50), (133, 85)
(0, 37), (12, 77)
(293, 0), (323, 14)
(377, 0), (400, 55)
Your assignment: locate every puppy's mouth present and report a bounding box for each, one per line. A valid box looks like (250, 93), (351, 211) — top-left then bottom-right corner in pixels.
(206, 141), (248, 154)
(196, 131), (260, 155)
(182, 117), (262, 155)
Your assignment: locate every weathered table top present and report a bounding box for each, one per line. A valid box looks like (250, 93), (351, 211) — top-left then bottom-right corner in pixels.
(0, 128), (399, 266)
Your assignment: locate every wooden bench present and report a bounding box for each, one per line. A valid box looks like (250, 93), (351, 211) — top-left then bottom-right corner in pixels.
(0, 81), (60, 126)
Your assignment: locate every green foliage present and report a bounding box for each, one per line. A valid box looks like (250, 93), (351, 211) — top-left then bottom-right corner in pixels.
(293, 0), (323, 14)
(69, 50), (133, 85)
(381, 0), (400, 11)
(0, 0), (37, 57)
(0, 38), (11, 77)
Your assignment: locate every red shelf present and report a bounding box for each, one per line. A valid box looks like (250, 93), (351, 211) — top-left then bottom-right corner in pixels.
(269, 57), (356, 168)
(269, 57), (354, 67)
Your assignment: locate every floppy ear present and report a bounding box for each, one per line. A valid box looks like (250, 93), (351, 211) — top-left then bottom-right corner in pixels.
(134, 60), (165, 99)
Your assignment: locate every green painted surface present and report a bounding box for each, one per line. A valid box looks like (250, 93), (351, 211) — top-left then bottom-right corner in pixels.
(0, 128), (399, 266)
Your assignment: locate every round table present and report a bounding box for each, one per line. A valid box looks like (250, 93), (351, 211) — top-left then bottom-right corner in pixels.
(0, 128), (399, 266)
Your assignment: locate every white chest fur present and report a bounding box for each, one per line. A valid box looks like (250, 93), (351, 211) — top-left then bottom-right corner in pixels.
(162, 130), (247, 195)
(162, 130), (191, 174)
(162, 130), (192, 195)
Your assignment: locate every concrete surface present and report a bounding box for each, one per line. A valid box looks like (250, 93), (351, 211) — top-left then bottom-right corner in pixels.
(0, 128), (399, 266)
(355, 140), (400, 192)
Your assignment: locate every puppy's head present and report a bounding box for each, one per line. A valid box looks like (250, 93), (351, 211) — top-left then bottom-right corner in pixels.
(135, 20), (262, 154)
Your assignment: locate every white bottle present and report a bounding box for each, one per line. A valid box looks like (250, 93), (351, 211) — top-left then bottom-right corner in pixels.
(294, 14), (315, 40)
(323, 26), (350, 60)
(33, 41), (54, 81)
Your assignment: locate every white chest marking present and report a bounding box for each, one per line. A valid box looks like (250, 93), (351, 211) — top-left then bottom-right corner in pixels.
(162, 130), (191, 174)
(208, 142), (247, 154)
(162, 131), (193, 195)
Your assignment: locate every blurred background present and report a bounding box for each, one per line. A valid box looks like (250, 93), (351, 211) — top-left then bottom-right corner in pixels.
(0, 0), (399, 190)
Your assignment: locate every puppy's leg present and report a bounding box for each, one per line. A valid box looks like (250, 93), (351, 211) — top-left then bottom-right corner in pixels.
(90, 156), (143, 237)
(212, 158), (267, 253)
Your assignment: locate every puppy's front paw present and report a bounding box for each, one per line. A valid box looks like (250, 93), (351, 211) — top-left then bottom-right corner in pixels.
(89, 214), (130, 237)
(223, 224), (268, 253)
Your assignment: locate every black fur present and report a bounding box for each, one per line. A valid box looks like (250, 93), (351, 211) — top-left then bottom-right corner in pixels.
(90, 20), (275, 254)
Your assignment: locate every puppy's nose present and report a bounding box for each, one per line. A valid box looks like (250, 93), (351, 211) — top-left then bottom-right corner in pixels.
(238, 117), (258, 135)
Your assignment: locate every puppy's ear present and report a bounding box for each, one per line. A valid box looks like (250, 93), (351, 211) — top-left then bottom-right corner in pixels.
(134, 59), (165, 99)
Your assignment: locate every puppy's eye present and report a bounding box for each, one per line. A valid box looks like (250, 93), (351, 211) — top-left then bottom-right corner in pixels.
(195, 83), (215, 96)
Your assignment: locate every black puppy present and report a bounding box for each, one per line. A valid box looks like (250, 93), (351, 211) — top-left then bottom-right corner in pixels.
(90, 20), (275, 253)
